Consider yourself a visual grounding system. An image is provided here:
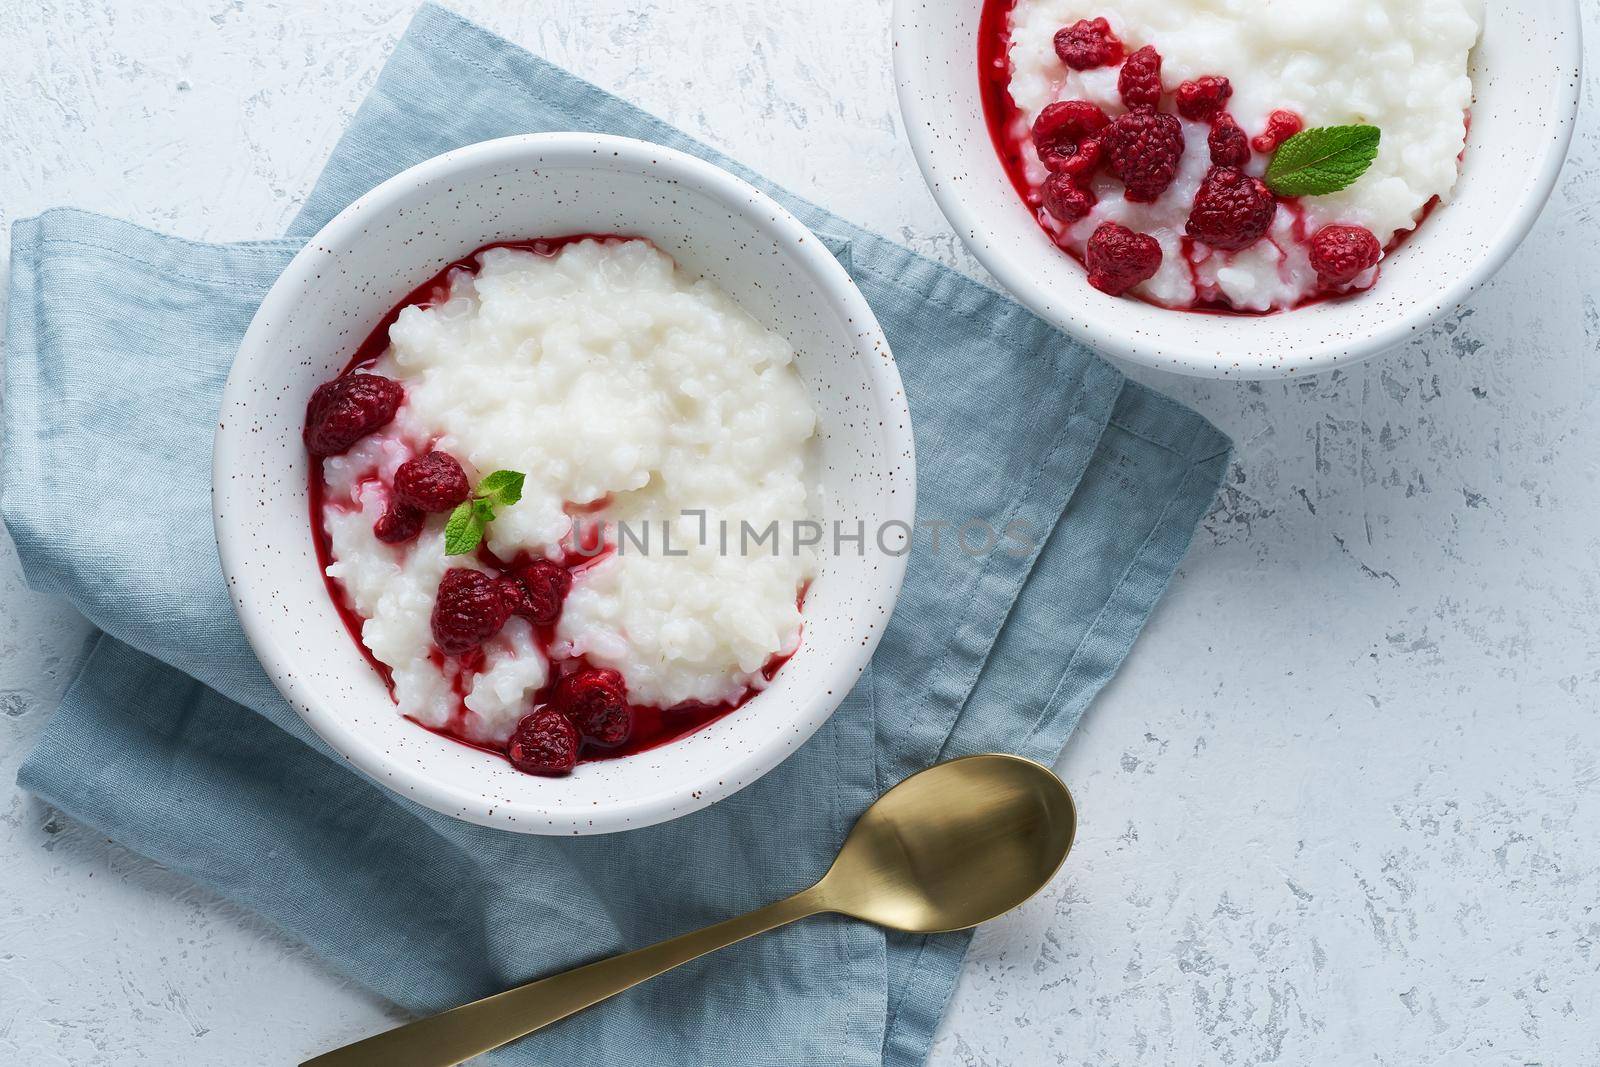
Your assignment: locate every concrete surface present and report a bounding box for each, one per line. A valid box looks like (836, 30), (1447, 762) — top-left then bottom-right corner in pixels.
(2, 2), (1598, 1063)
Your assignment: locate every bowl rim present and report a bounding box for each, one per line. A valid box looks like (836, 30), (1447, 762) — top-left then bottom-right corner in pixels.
(892, 0), (1584, 379)
(213, 132), (915, 834)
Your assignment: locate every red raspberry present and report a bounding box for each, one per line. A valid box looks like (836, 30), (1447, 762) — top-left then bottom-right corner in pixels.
(1053, 18), (1123, 70)
(1031, 100), (1109, 173)
(373, 502), (424, 544)
(508, 558), (573, 626)
(1252, 109), (1303, 154)
(393, 451), (470, 513)
(1186, 166), (1277, 251)
(1208, 113), (1251, 168)
(1104, 108), (1184, 203)
(1042, 173), (1096, 223)
(507, 707), (580, 776)
(551, 668), (632, 747)
(1117, 45), (1164, 110)
(1309, 225), (1382, 286)
(1084, 222), (1162, 297)
(304, 374), (404, 457)
(1056, 136), (1103, 183)
(430, 568), (510, 656)
(498, 577), (535, 617)
(1175, 76), (1232, 121)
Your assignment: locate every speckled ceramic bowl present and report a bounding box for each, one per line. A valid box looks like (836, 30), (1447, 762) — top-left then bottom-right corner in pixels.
(213, 134), (913, 835)
(894, 0), (1582, 378)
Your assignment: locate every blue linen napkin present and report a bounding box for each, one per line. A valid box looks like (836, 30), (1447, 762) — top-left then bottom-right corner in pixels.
(4, 6), (1229, 1064)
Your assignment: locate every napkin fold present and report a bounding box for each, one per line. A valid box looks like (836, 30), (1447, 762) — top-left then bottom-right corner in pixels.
(4, 6), (1229, 1064)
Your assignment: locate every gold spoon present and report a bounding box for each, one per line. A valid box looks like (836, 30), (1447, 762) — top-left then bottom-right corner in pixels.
(303, 753), (1076, 1067)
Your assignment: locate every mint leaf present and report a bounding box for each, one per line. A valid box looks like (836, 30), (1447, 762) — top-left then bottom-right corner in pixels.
(444, 501), (485, 555)
(477, 470), (525, 507)
(442, 470), (525, 554)
(1264, 125), (1380, 197)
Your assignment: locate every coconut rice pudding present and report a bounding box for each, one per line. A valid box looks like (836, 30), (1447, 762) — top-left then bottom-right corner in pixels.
(304, 237), (817, 776)
(982, 0), (1484, 311)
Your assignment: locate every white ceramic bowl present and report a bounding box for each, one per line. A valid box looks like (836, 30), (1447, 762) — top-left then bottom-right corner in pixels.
(214, 134), (914, 835)
(894, 0), (1582, 378)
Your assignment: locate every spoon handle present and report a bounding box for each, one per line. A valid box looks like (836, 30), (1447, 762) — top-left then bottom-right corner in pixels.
(301, 887), (828, 1067)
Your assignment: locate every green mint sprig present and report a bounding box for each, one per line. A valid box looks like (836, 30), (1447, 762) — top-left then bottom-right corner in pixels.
(444, 470), (525, 555)
(1264, 125), (1381, 198)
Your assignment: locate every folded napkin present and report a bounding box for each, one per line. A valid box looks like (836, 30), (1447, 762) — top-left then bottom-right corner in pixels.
(4, 6), (1229, 1064)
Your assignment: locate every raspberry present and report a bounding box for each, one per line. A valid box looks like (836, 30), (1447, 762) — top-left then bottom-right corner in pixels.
(1042, 173), (1096, 223)
(1175, 76), (1232, 121)
(498, 577), (535, 617)
(1084, 223), (1162, 297)
(1031, 100), (1110, 173)
(1252, 110), (1303, 154)
(1056, 136), (1104, 183)
(373, 502), (424, 544)
(1208, 113), (1251, 168)
(1186, 166), (1277, 251)
(1104, 109), (1184, 203)
(551, 668), (632, 747)
(1117, 45), (1163, 110)
(304, 374), (404, 457)
(507, 707), (580, 776)
(394, 451), (470, 513)
(430, 568), (510, 656)
(1053, 18), (1123, 70)
(1309, 225), (1382, 286)
(508, 558), (573, 626)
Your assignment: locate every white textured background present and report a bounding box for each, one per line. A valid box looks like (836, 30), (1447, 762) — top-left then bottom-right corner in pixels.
(2, 2), (1598, 1064)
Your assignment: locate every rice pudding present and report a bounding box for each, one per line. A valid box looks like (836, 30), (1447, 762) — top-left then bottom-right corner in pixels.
(981, 0), (1483, 312)
(305, 237), (817, 776)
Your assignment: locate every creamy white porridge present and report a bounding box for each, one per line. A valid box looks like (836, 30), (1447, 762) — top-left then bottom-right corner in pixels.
(312, 239), (816, 760)
(994, 0), (1483, 310)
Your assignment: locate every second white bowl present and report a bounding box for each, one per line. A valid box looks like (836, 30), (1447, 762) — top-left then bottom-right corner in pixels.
(894, 0), (1581, 378)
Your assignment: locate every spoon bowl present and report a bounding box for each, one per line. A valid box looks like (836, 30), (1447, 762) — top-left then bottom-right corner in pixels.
(819, 753), (1077, 933)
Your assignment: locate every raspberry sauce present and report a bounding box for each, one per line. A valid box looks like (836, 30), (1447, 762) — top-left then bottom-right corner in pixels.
(307, 236), (802, 772)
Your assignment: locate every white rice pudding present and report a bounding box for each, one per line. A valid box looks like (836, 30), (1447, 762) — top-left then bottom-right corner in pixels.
(319, 239), (817, 744)
(1006, 0), (1483, 311)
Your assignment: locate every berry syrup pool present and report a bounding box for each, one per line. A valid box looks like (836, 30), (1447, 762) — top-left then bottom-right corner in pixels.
(982, 0), (1481, 313)
(304, 236), (819, 776)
